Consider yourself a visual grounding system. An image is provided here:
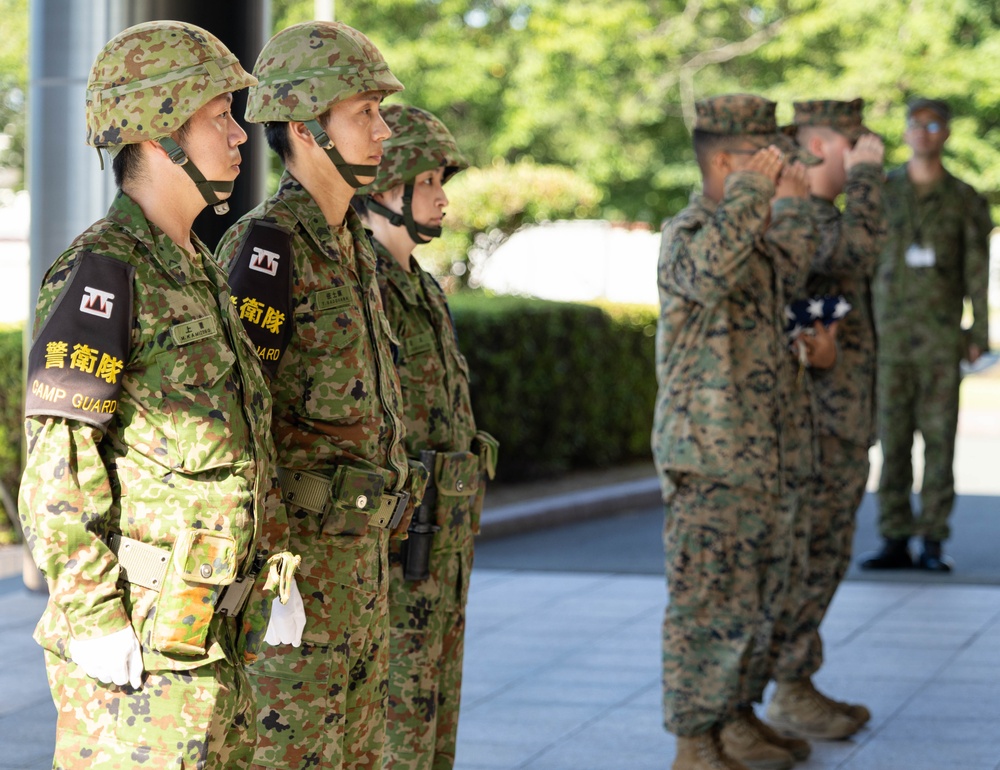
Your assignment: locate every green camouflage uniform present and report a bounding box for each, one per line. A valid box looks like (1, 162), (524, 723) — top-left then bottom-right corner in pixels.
(220, 175), (410, 770)
(773, 100), (887, 681)
(874, 164), (992, 542)
(653, 94), (818, 737)
(362, 105), (496, 770)
(375, 243), (493, 770)
(18, 23), (292, 769)
(218, 22), (413, 770)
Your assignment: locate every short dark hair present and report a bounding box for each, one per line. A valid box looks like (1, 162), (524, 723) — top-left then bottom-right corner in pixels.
(264, 122), (292, 164)
(111, 122), (192, 188)
(264, 109), (333, 166)
(692, 129), (748, 172)
(112, 144), (143, 188)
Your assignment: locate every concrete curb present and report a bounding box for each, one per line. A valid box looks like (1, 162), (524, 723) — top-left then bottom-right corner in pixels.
(478, 476), (663, 540)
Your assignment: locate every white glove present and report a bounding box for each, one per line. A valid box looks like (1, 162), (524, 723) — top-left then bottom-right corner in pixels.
(264, 579), (305, 647)
(69, 626), (144, 689)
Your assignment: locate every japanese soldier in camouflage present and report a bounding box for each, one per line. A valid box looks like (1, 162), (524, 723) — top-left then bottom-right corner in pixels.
(353, 104), (498, 770)
(18, 20), (300, 769)
(652, 94), (820, 770)
(766, 98), (887, 741)
(217, 21), (426, 770)
(864, 97), (992, 572)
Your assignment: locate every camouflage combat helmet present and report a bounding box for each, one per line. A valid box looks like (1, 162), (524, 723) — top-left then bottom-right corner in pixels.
(363, 105), (469, 243)
(86, 20), (257, 214)
(695, 93), (819, 165)
(246, 21), (403, 188)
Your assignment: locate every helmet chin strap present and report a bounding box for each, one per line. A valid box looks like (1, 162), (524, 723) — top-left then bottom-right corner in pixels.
(158, 137), (233, 215)
(304, 119), (379, 189)
(365, 183), (441, 244)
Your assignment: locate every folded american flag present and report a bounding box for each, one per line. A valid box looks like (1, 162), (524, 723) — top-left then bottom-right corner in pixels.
(784, 295), (852, 339)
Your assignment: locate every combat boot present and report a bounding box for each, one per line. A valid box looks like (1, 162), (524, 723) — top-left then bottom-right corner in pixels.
(673, 729), (752, 770)
(766, 679), (861, 740)
(859, 537), (912, 569)
(720, 709), (796, 770)
(810, 682), (871, 726)
(917, 539), (953, 572)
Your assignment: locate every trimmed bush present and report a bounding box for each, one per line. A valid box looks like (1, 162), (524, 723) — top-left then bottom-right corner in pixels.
(0, 324), (23, 543)
(449, 293), (657, 482)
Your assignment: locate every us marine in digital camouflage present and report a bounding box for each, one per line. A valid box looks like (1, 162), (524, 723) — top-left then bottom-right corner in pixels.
(353, 104), (499, 770)
(18, 20), (298, 769)
(217, 21), (426, 770)
(652, 93), (820, 770)
(768, 98), (886, 742)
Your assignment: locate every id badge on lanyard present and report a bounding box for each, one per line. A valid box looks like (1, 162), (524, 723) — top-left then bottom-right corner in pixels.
(905, 243), (936, 268)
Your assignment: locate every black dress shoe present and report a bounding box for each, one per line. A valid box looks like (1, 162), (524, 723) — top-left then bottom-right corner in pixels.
(918, 540), (953, 572)
(859, 537), (913, 569)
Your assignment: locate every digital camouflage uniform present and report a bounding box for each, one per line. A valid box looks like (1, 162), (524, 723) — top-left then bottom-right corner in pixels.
(773, 100), (886, 682)
(874, 162), (992, 542)
(652, 94), (818, 738)
(217, 22), (417, 770)
(18, 22), (294, 769)
(363, 104), (498, 770)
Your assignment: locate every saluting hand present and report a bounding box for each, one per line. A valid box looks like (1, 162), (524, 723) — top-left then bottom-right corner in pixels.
(746, 145), (785, 185)
(845, 134), (885, 171)
(774, 161), (810, 200)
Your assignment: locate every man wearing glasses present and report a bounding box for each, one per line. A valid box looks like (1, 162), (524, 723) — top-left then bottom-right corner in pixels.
(863, 97), (993, 573)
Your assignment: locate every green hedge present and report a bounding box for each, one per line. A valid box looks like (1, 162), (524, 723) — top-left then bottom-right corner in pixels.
(0, 295), (659, 535)
(0, 325), (23, 543)
(449, 293), (657, 482)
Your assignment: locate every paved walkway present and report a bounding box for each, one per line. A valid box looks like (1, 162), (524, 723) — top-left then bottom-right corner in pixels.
(2, 357), (998, 768)
(4, 571), (1000, 769)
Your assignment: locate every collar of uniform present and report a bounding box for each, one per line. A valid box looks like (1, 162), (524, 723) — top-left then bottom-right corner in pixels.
(276, 170), (375, 272)
(689, 190), (719, 216)
(106, 190), (210, 284)
(372, 237), (422, 307)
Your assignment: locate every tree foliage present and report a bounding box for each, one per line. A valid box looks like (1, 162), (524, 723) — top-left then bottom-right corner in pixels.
(270, 0), (1000, 223)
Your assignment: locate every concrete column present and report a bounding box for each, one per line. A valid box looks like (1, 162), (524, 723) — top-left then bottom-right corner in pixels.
(24, 0), (126, 592)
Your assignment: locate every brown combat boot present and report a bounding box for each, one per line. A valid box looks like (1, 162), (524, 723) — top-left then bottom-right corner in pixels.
(673, 728), (753, 770)
(720, 710), (796, 770)
(809, 681), (871, 726)
(766, 679), (861, 740)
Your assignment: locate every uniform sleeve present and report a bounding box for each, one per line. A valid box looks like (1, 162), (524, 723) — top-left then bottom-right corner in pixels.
(964, 191), (993, 351)
(18, 416), (131, 640)
(765, 196), (820, 299)
(813, 163), (887, 279)
(660, 172), (774, 305)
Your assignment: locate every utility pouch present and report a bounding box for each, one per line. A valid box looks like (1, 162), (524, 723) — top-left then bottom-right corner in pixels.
(402, 450), (439, 581)
(149, 529), (237, 656)
(470, 431), (500, 534)
(434, 451), (480, 529)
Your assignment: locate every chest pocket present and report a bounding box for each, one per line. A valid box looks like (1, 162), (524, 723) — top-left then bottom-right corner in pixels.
(159, 320), (248, 473)
(296, 285), (373, 420)
(398, 329), (444, 396)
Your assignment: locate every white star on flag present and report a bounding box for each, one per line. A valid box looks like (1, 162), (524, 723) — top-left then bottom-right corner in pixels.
(807, 298), (824, 318)
(833, 298), (852, 318)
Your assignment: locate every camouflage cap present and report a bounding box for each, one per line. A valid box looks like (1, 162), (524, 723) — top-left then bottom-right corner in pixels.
(86, 21), (257, 151)
(907, 97), (951, 123)
(364, 105), (469, 195)
(695, 94), (818, 165)
(246, 21), (403, 124)
(783, 98), (872, 142)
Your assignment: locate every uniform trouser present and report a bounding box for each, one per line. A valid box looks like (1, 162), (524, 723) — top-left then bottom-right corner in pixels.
(45, 630), (254, 769)
(877, 359), (960, 542)
(248, 511), (389, 770)
(662, 476), (794, 736)
(772, 437), (869, 682)
(384, 539), (472, 770)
